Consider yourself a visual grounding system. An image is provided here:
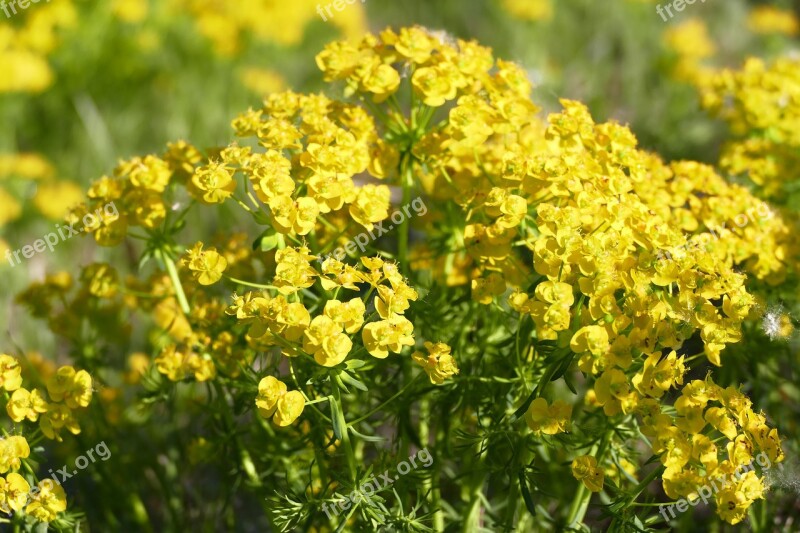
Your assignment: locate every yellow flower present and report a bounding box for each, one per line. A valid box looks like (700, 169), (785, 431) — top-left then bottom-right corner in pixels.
(362, 314), (415, 359)
(0, 50), (53, 93)
(190, 161), (236, 204)
(375, 283), (418, 318)
(64, 370), (92, 409)
(39, 403), (81, 441)
(571, 455), (604, 492)
(184, 242), (228, 286)
(661, 466), (702, 500)
(303, 315), (352, 367)
(255, 376), (304, 426)
(349, 184), (391, 231)
(0, 355), (22, 392)
(412, 66), (458, 107)
(747, 6), (799, 36)
(273, 247), (317, 294)
(412, 342), (459, 384)
(81, 263), (119, 299)
(594, 369), (634, 416)
(154, 344), (191, 382)
(25, 479), (66, 522)
(7, 388), (47, 422)
(704, 407), (738, 440)
(524, 398), (572, 435)
(0, 153), (55, 180)
(394, 27), (436, 64)
(0, 189), (22, 226)
(0, 473), (31, 513)
(714, 484), (750, 525)
(323, 298), (366, 334)
(46, 366), (75, 402)
(675, 396), (707, 434)
(570, 326), (609, 356)
(360, 60), (401, 103)
(632, 351), (685, 398)
(305, 174), (354, 214)
(273, 390), (305, 427)
(112, 0), (148, 22)
(316, 40), (363, 81)
(269, 195), (319, 235)
(256, 376), (287, 418)
(471, 273), (506, 305)
(500, 0), (553, 22)
(0, 436), (30, 474)
(33, 180), (84, 220)
(119, 155), (172, 193)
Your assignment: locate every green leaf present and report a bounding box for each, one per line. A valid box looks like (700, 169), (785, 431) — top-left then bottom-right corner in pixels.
(329, 396), (343, 440)
(345, 360), (367, 371)
(563, 370), (578, 395)
(519, 470), (537, 517)
(251, 209), (272, 226)
(332, 372), (350, 394)
(138, 248), (154, 271)
(349, 426), (387, 443)
(512, 387), (538, 421)
(339, 371), (369, 392)
(550, 351), (576, 382)
(253, 227), (281, 251)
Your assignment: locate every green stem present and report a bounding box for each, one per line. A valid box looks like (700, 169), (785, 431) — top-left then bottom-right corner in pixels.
(462, 474), (485, 533)
(158, 249), (190, 315)
(397, 154), (414, 274)
(330, 379), (358, 482)
(420, 398), (444, 531)
(565, 482), (588, 527)
(224, 275), (279, 292)
(627, 463), (664, 504)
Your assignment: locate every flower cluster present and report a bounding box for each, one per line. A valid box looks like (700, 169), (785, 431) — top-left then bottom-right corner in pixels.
(697, 56), (800, 202)
(224, 252), (441, 370)
(0, 354), (74, 522)
(4, 356), (92, 442)
(12, 24), (792, 530)
(643, 377), (783, 524)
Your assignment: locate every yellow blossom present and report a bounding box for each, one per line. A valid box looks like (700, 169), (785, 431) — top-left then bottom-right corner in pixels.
(412, 342), (459, 384)
(571, 455), (604, 492)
